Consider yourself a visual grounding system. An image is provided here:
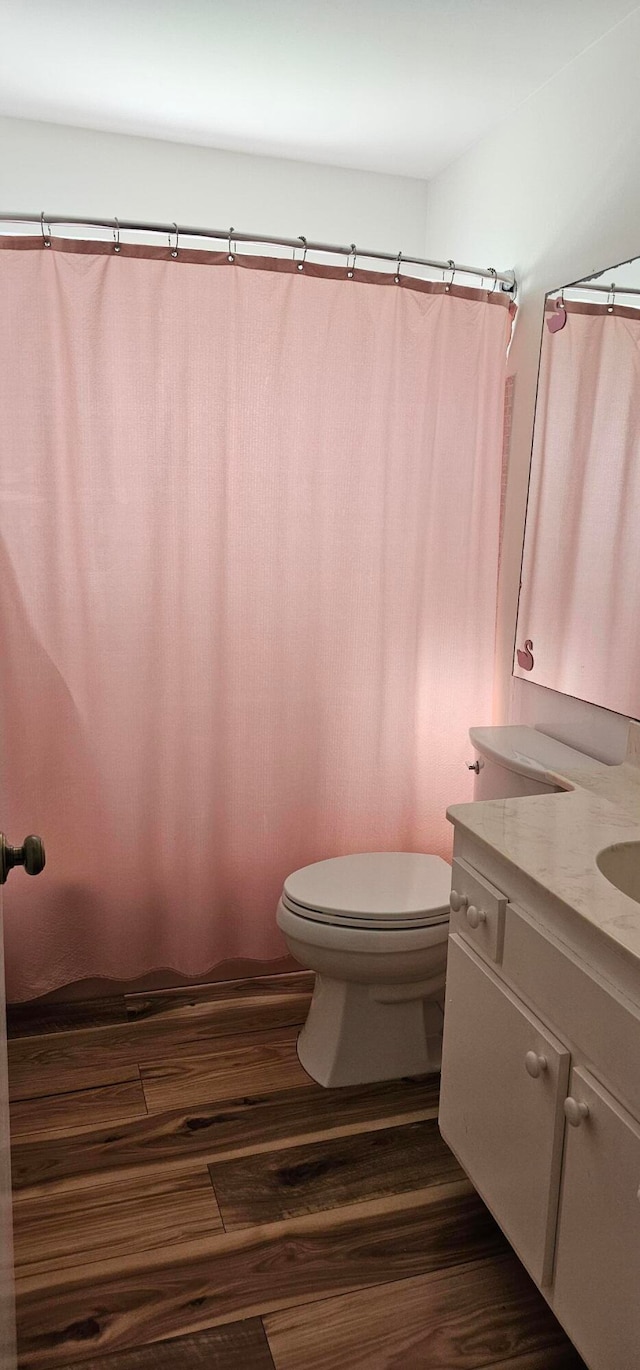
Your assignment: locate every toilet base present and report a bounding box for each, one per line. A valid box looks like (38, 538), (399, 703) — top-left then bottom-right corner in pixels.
(296, 973), (445, 1088)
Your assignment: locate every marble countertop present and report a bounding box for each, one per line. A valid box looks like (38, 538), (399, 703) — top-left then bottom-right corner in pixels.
(447, 722), (640, 970)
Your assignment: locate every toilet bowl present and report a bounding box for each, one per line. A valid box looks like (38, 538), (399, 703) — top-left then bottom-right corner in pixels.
(276, 851), (451, 1087)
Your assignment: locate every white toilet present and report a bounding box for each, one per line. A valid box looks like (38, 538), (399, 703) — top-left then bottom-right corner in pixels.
(277, 725), (581, 1088)
(277, 851), (451, 1086)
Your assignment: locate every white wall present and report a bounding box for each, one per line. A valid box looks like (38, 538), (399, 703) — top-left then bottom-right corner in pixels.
(0, 115), (428, 256)
(426, 6), (640, 762)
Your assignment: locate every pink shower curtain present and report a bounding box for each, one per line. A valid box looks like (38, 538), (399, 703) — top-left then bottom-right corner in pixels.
(515, 300), (640, 713)
(0, 240), (512, 1000)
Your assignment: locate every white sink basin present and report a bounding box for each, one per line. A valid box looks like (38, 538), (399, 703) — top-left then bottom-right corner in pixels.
(597, 843), (640, 905)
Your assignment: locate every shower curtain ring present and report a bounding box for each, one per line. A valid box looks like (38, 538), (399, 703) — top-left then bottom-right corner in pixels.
(445, 259), (456, 292)
(170, 222), (179, 258)
(394, 250), (403, 285)
(113, 217), (121, 253)
(40, 212), (51, 248)
(488, 267), (498, 292)
(607, 282), (616, 313)
(294, 235), (308, 271)
(227, 227), (235, 263)
(346, 243), (357, 279)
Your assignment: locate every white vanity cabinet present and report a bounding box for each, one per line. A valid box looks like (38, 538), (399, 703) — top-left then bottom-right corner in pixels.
(553, 1068), (640, 1369)
(439, 845), (640, 1370)
(440, 935), (569, 1287)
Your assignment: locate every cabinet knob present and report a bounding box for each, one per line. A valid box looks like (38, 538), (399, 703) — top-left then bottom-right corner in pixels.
(449, 889), (468, 913)
(466, 905), (486, 929)
(564, 1097), (590, 1128)
(524, 1050), (548, 1079)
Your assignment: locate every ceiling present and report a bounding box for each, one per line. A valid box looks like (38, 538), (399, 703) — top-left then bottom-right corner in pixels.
(0, 0), (637, 179)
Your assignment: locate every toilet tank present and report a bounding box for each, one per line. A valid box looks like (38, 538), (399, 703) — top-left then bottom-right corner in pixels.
(468, 726), (598, 801)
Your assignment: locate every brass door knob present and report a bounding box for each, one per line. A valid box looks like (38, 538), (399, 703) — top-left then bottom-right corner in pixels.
(0, 834), (46, 884)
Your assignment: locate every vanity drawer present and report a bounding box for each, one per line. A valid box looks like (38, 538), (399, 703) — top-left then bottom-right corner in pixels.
(449, 858), (507, 963)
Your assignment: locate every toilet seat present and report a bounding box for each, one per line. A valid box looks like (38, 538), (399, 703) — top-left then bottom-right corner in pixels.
(282, 852), (451, 931)
(281, 892), (449, 931)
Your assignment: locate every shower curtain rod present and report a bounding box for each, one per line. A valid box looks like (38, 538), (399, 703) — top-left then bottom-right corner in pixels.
(557, 280), (640, 299)
(0, 212), (516, 291)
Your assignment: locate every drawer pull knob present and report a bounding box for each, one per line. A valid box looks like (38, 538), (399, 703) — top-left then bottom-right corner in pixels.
(564, 1097), (590, 1128)
(466, 905), (486, 929)
(525, 1051), (548, 1079)
(449, 889), (468, 913)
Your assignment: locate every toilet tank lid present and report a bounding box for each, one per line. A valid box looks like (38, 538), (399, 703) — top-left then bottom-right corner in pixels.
(283, 852), (452, 919)
(469, 725), (600, 783)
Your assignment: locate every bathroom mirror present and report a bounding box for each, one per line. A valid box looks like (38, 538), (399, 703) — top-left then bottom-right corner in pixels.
(514, 256), (640, 718)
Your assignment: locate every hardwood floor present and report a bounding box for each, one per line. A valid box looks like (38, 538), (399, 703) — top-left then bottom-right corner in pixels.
(8, 971), (586, 1370)
(207, 1116), (461, 1229)
(9, 1076), (147, 1144)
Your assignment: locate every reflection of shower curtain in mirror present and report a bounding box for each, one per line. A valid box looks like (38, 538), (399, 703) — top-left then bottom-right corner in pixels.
(516, 304), (640, 715)
(0, 243), (511, 999)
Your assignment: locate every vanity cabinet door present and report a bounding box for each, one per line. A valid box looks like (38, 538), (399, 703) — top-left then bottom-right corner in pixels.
(439, 934), (570, 1286)
(553, 1068), (640, 1370)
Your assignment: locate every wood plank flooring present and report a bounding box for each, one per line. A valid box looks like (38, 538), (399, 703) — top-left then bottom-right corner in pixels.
(208, 1116), (460, 1229)
(138, 1025), (312, 1113)
(8, 970), (586, 1370)
(265, 1257), (587, 1370)
(7, 996), (129, 1039)
(9, 1076), (147, 1143)
(11, 1073), (438, 1195)
(13, 1169), (223, 1279)
(49, 1321), (276, 1370)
